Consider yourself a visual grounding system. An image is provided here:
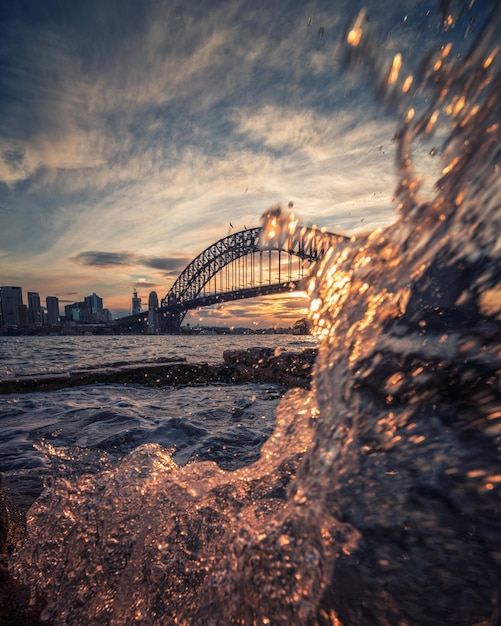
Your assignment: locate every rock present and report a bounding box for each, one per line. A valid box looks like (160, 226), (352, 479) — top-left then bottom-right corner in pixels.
(221, 348), (317, 388)
(222, 347), (275, 365)
(0, 349), (318, 394)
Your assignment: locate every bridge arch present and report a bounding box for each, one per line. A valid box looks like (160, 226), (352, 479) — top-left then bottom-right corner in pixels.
(159, 226), (347, 332)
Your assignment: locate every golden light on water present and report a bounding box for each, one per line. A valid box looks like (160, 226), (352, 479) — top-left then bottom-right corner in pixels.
(483, 45), (500, 69)
(442, 42), (453, 57)
(451, 95), (466, 116)
(402, 75), (413, 93)
(260, 205), (300, 249)
(442, 155), (460, 175)
(425, 109), (440, 133)
(461, 104), (480, 127)
(388, 53), (403, 84)
(309, 264), (352, 337)
(433, 59), (442, 72)
(443, 14), (454, 29)
(454, 189), (466, 206)
(347, 29), (362, 47)
(347, 9), (366, 47)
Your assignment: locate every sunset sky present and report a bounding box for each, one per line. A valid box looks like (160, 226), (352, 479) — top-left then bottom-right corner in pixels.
(0, 0), (488, 326)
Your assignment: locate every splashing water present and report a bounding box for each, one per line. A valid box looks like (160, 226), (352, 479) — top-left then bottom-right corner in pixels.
(12, 5), (501, 625)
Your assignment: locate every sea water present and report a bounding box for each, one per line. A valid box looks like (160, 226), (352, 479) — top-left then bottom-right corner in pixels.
(0, 334), (314, 509)
(10, 3), (501, 625)
(0, 334), (316, 378)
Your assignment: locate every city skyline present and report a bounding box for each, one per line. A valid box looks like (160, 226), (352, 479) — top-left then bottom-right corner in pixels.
(0, 1), (486, 325)
(0, 285), (113, 328)
(0, 283), (309, 332)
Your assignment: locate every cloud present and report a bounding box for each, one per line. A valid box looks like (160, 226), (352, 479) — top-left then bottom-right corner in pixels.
(73, 251), (137, 267)
(142, 256), (191, 271)
(72, 250), (192, 274)
(0, 0), (397, 264)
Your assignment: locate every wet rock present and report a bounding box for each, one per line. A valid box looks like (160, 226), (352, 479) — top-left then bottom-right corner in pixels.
(222, 348), (317, 388)
(222, 346), (275, 365)
(0, 349), (317, 394)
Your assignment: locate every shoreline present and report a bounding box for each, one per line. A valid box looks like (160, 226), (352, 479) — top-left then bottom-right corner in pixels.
(0, 347), (317, 395)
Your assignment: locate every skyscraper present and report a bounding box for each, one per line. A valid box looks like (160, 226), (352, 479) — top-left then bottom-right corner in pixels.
(148, 291), (159, 334)
(84, 293), (103, 314)
(148, 291), (159, 310)
(0, 286), (23, 327)
(16, 304), (29, 327)
(46, 296), (60, 325)
(27, 291), (42, 326)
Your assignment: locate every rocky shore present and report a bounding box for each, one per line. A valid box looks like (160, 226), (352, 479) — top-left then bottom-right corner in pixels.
(0, 347), (316, 625)
(0, 347), (317, 395)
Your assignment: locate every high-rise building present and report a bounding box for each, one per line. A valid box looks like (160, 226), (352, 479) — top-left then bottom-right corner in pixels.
(131, 290), (142, 315)
(46, 296), (60, 325)
(64, 294), (110, 324)
(148, 291), (159, 334)
(0, 286), (23, 327)
(16, 304), (29, 327)
(84, 293), (103, 314)
(27, 291), (42, 326)
(148, 291), (159, 309)
(65, 301), (91, 323)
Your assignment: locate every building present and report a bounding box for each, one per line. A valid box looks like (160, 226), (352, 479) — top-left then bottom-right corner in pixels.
(46, 296), (60, 325)
(84, 293), (103, 315)
(27, 291), (42, 326)
(148, 291), (159, 309)
(64, 301), (90, 323)
(16, 304), (29, 327)
(148, 291), (159, 334)
(64, 293), (111, 324)
(132, 290), (142, 315)
(0, 286), (23, 327)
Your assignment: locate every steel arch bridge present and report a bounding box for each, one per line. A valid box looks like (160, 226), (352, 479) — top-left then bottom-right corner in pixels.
(152, 225), (349, 332)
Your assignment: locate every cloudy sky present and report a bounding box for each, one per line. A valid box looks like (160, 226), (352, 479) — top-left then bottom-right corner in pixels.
(0, 0), (488, 325)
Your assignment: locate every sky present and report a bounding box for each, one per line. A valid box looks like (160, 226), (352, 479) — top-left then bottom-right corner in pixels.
(0, 0), (489, 326)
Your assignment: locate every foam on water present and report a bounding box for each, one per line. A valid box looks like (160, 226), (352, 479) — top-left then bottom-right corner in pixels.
(11, 4), (501, 624)
(1, 383), (282, 511)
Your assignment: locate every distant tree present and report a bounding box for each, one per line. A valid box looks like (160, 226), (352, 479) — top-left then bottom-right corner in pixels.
(292, 318), (311, 335)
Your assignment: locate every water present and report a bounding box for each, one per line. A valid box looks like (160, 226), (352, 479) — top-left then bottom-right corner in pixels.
(8, 3), (501, 625)
(0, 334), (316, 378)
(0, 334), (314, 508)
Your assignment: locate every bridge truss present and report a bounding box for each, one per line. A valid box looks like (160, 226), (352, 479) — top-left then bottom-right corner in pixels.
(157, 225), (348, 332)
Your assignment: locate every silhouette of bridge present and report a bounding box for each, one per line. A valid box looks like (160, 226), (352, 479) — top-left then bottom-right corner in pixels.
(119, 225), (349, 333)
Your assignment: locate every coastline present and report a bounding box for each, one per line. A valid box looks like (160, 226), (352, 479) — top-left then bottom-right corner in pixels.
(0, 347), (317, 395)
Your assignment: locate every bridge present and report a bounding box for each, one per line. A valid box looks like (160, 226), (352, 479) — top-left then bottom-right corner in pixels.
(119, 225), (349, 333)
